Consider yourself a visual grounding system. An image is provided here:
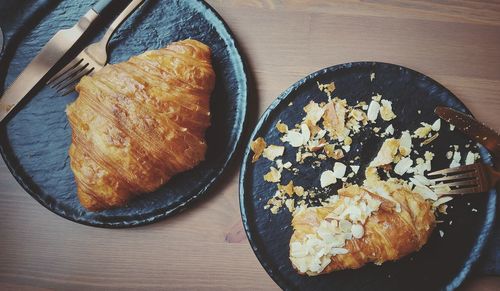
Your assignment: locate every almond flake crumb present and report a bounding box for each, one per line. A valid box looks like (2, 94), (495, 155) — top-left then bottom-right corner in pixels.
(439, 230), (444, 237)
(450, 150), (461, 168)
(431, 119), (441, 131)
(250, 137), (266, 162)
(317, 81), (336, 97)
(383, 124), (394, 136)
(263, 145), (285, 161)
(472, 208), (478, 212)
(450, 124), (455, 131)
(320, 170), (337, 188)
(394, 157), (413, 175)
(276, 120), (289, 133)
(380, 99), (396, 121)
(465, 151), (476, 165)
(333, 162), (347, 178)
(350, 165), (360, 174)
(264, 167), (281, 182)
(414, 123), (432, 138)
(283, 130), (304, 147)
(370, 72), (375, 81)
(367, 100), (380, 122)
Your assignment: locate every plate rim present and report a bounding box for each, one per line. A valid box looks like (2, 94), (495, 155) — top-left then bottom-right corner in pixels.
(0, 0), (249, 228)
(239, 61), (496, 290)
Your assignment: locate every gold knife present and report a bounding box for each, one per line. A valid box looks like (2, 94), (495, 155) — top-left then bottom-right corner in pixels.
(0, 0), (114, 124)
(435, 106), (500, 166)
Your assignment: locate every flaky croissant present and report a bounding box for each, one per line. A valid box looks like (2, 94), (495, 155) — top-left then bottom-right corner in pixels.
(66, 39), (215, 211)
(289, 177), (435, 275)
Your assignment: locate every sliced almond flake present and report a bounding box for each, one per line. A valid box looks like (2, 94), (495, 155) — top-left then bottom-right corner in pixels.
(433, 196), (453, 208)
(304, 101), (325, 126)
(283, 162), (292, 169)
(316, 129), (327, 139)
(446, 151), (453, 159)
(294, 186), (305, 196)
(264, 167), (281, 182)
(350, 165), (360, 174)
(370, 138), (400, 167)
(276, 120), (289, 133)
(250, 137), (266, 162)
(450, 124), (455, 131)
(284, 130), (304, 147)
(450, 151), (461, 168)
(438, 204), (448, 214)
(414, 123), (432, 138)
(342, 145), (351, 153)
(333, 162), (347, 178)
(394, 157), (413, 175)
(372, 94), (382, 102)
(413, 185), (438, 200)
(279, 181), (295, 196)
(431, 119), (441, 131)
(285, 199), (295, 212)
(301, 123), (311, 144)
(465, 151), (476, 165)
(433, 183), (451, 194)
(351, 224), (364, 239)
(317, 81), (336, 97)
(411, 174), (434, 186)
(399, 131), (412, 156)
(370, 72), (375, 81)
(263, 145), (285, 161)
(367, 100), (380, 122)
(380, 99), (396, 121)
(384, 124), (394, 136)
(320, 170), (337, 188)
(421, 132), (439, 145)
(344, 136), (352, 146)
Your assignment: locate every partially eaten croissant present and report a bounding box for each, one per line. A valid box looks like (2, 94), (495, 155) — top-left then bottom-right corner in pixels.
(67, 39), (215, 211)
(289, 168), (435, 275)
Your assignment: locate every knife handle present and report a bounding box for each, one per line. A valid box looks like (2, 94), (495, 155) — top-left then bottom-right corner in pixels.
(93, 0), (113, 14)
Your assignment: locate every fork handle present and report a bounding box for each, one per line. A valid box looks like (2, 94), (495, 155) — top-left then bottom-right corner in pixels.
(100, 0), (145, 48)
(92, 0), (113, 14)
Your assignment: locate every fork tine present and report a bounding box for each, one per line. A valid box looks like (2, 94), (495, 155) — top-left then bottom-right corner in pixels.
(434, 187), (482, 195)
(431, 179), (478, 188)
(56, 67), (94, 96)
(427, 164), (477, 176)
(47, 58), (83, 87)
(53, 62), (88, 91)
(429, 171), (477, 182)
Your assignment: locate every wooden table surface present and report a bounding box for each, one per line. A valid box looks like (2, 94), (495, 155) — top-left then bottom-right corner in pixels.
(1, 0), (499, 290)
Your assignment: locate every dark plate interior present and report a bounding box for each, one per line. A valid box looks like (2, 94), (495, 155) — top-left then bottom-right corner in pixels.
(239, 62), (496, 290)
(0, 0), (247, 227)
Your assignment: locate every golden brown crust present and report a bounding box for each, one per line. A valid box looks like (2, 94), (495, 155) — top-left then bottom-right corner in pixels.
(67, 39), (215, 211)
(290, 184), (435, 274)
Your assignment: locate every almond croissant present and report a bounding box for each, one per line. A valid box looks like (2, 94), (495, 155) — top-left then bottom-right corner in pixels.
(289, 177), (435, 275)
(66, 39), (215, 211)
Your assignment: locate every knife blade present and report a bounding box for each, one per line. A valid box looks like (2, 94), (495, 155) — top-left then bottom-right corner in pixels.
(0, 0), (114, 124)
(435, 106), (500, 158)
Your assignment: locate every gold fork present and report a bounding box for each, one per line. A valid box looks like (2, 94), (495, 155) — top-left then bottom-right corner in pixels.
(427, 163), (500, 195)
(47, 0), (144, 96)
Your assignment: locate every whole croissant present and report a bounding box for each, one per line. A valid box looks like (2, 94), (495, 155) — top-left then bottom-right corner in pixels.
(66, 39), (215, 211)
(290, 179), (435, 275)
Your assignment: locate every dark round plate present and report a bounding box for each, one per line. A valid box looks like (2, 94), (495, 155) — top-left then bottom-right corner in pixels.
(239, 62), (496, 290)
(0, 0), (247, 227)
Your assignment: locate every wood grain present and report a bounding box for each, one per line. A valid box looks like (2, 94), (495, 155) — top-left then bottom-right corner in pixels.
(1, 0), (499, 290)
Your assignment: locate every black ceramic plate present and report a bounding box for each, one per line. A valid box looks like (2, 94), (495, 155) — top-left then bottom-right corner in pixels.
(0, 0), (247, 227)
(240, 62), (496, 290)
